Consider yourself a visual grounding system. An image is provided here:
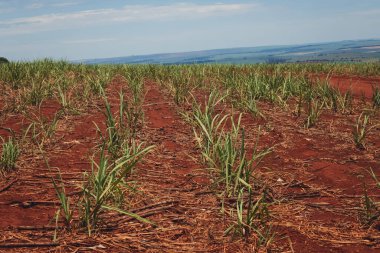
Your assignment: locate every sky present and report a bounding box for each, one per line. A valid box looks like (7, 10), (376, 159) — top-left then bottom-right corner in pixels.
(0, 0), (380, 61)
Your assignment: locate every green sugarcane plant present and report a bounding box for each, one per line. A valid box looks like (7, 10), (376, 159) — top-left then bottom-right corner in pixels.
(225, 188), (273, 246)
(353, 112), (370, 150)
(0, 137), (20, 174)
(52, 170), (73, 229)
(373, 87), (380, 109)
(79, 143), (154, 235)
(304, 98), (323, 129)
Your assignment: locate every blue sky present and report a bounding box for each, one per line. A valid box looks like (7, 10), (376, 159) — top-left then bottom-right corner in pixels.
(0, 0), (379, 61)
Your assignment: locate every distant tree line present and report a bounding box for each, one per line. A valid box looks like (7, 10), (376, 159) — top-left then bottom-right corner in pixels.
(0, 57), (9, 64)
(266, 56), (287, 64)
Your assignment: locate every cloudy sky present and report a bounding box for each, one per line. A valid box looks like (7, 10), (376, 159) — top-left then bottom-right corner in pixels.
(1, 0), (380, 61)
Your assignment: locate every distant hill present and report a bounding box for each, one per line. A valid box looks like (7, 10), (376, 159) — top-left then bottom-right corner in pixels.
(80, 39), (380, 65)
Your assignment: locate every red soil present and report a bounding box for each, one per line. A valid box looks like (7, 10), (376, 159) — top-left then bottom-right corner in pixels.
(313, 74), (380, 98)
(0, 75), (379, 252)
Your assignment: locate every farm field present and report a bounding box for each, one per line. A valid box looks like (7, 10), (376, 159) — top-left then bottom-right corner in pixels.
(0, 61), (380, 252)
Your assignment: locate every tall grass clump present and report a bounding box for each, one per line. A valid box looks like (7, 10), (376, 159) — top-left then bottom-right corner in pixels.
(24, 111), (62, 147)
(225, 188), (273, 246)
(353, 112), (371, 150)
(304, 99), (323, 129)
(79, 144), (154, 235)
(359, 169), (380, 227)
(188, 91), (273, 247)
(191, 91), (227, 163)
(96, 89), (144, 159)
(53, 82), (153, 236)
(373, 87), (380, 109)
(0, 137), (20, 174)
(124, 78), (145, 137)
(53, 142), (154, 236)
(52, 171), (73, 229)
(337, 91), (353, 114)
(86, 67), (111, 96)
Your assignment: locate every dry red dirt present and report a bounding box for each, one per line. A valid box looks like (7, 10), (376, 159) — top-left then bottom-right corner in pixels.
(0, 75), (379, 252)
(313, 74), (380, 98)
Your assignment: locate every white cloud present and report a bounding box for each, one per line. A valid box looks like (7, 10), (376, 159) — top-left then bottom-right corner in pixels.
(0, 3), (256, 35)
(24, 0), (83, 9)
(26, 2), (45, 9)
(51, 1), (83, 8)
(62, 38), (116, 44)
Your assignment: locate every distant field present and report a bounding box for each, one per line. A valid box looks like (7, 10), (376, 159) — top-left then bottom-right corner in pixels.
(81, 39), (380, 65)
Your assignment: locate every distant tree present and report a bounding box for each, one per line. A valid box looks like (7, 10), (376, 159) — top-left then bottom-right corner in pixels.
(0, 57), (9, 64)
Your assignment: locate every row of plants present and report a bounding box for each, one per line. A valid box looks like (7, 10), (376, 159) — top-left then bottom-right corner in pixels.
(0, 62), (149, 180)
(1, 61), (379, 116)
(0, 62), (153, 235)
(180, 91), (274, 249)
(155, 64), (379, 150)
(0, 60), (379, 253)
(151, 62), (380, 248)
(1, 61), (378, 182)
(51, 78), (153, 237)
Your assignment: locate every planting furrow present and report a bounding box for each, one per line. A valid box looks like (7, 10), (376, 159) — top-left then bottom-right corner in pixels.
(0, 104), (106, 248)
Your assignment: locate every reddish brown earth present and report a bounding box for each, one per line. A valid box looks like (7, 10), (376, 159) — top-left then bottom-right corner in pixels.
(313, 74), (380, 98)
(0, 75), (379, 252)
